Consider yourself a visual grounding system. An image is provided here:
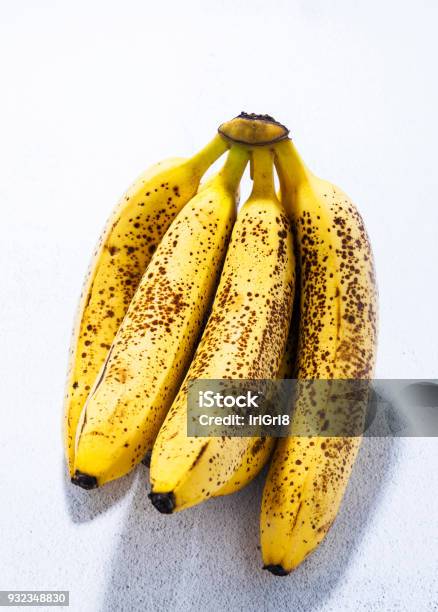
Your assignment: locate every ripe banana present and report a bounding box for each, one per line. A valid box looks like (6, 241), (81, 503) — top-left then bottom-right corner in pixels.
(149, 148), (295, 513)
(72, 145), (248, 489)
(64, 135), (227, 475)
(261, 138), (378, 574)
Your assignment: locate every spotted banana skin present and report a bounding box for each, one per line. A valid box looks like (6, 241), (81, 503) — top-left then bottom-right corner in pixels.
(260, 139), (378, 574)
(150, 148), (296, 513)
(71, 147), (247, 487)
(64, 136), (227, 475)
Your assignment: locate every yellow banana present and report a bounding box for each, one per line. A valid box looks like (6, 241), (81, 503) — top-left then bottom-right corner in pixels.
(149, 148), (295, 513)
(72, 146), (248, 489)
(261, 138), (378, 575)
(64, 135), (227, 475)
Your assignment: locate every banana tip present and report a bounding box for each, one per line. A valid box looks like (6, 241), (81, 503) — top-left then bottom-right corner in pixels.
(148, 491), (175, 514)
(71, 470), (98, 490)
(262, 564), (290, 576)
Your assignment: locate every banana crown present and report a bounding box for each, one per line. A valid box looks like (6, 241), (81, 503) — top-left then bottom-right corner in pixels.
(219, 112), (289, 146)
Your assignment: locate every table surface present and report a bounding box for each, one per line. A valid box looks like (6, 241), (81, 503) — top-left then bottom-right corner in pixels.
(1, 1), (437, 610)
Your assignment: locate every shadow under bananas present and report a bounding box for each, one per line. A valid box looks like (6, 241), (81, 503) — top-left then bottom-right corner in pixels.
(62, 457), (135, 524)
(101, 420), (398, 611)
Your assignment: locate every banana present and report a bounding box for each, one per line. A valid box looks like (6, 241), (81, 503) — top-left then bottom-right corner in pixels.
(149, 148), (295, 513)
(261, 138), (378, 574)
(64, 135), (227, 475)
(71, 146), (248, 489)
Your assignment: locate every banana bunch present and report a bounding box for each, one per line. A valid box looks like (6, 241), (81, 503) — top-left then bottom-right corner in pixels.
(64, 113), (377, 574)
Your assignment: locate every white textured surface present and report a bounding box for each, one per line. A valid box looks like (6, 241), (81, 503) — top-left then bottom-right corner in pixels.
(0, 1), (437, 610)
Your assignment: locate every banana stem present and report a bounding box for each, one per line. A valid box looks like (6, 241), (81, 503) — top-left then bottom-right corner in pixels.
(274, 139), (311, 190)
(189, 134), (229, 176)
(249, 148), (276, 199)
(215, 145), (249, 192)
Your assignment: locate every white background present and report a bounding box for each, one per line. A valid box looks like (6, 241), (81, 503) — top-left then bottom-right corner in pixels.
(1, 1), (437, 610)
